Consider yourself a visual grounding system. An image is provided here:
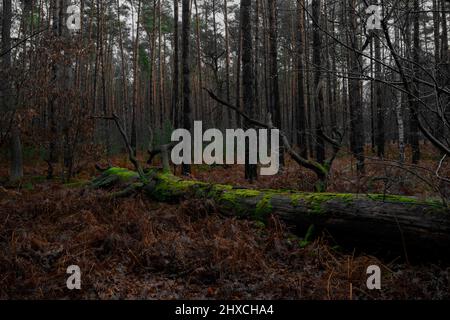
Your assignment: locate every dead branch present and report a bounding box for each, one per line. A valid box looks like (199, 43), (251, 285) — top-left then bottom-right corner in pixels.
(92, 113), (146, 180)
(204, 87), (343, 191)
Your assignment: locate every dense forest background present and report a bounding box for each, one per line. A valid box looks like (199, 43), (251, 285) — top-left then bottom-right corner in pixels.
(1, 0), (450, 300)
(1, 0), (450, 188)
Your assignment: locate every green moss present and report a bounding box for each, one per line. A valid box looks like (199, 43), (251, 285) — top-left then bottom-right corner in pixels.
(104, 167), (139, 181)
(309, 193), (355, 214)
(207, 184), (233, 198)
(254, 194), (273, 220)
(213, 184), (233, 191)
(233, 189), (261, 197)
(368, 194), (413, 203)
(210, 188), (262, 215)
(291, 194), (302, 207)
(217, 191), (246, 214)
(365, 193), (440, 206)
(220, 191), (237, 202)
(289, 192), (355, 214)
(291, 193), (442, 212)
(96, 168), (448, 221)
(150, 172), (211, 201)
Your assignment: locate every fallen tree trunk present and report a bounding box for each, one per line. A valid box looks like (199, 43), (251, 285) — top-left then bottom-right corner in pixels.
(91, 167), (450, 260)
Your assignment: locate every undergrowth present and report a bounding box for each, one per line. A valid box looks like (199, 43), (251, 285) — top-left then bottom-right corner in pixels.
(0, 181), (449, 299)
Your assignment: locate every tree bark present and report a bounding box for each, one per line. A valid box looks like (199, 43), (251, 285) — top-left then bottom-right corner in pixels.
(347, 0), (365, 172)
(181, 0), (192, 175)
(172, 0), (180, 128)
(296, 0), (307, 158)
(441, 0), (449, 63)
(1, 0), (23, 182)
(374, 29), (384, 157)
(312, 0), (325, 165)
(267, 0), (284, 169)
(240, 0), (257, 181)
(410, 0), (421, 164)
(193, 0), (204, 125)
(131, 0), (142, 155)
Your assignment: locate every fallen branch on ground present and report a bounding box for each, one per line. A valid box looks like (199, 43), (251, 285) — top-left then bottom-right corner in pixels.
(90, 167), (450, 261)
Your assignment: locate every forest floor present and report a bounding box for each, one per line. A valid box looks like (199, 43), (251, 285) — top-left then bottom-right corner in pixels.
(0, 144), (450, 299)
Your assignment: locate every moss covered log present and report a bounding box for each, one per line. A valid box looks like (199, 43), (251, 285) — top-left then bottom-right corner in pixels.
(91, 167), (450, 259)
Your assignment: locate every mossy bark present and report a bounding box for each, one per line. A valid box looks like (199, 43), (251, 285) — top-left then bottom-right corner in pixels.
(91, 167), (450, 260)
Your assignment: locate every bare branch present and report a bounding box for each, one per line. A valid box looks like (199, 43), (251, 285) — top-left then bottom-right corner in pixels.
(93, 114), (146, 180)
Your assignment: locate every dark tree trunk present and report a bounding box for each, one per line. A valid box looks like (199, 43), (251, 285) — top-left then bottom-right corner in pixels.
(240, 0), (257, 181)
(131, 0), (141, 156)
(410, 0), (421, 164)
(46, 0), (62, 179)
(2, 0), (23, 181)
(374, 29), (384, 157)
(347, 0), (365, 172)
(312, 0), (325, 165)
(181, 0), (192, 175)
(296, 0), (307, 158)
(441, 0), (449, 63)
(267, 0), (284, 169)
(224, 0), (232, 126)
(433, 0), (440, 63)
(172, 0), (180, 128)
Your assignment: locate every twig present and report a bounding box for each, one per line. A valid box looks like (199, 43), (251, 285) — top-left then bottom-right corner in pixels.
(436, 155), (450, 184)
(0, 27), (49, 58)
(204, 87), (342, 190)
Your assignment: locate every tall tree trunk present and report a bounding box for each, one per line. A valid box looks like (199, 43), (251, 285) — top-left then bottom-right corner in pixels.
(2, 0), (23, 181)
(223, 0), (233, 127)
(172, 0), (180, 128)
(261, 0), (269, 119)
(296, 0), (307, 158)
(370, 41), (376, 153)
(99, 0), (110, 157)
(46, 0), (62, 179)
(395, 72), (406, 163)
(116, 0), (129, 135)
(312, 0), (325, 165)
(181, 0), (192, 175)
(374, 28), (384, 157)
(149, 0), (158, 131)
(433, 0), (440, 63)
(410, 0), (421, 164)
(253, 0), (260, 121)
(347, 0), (365, 173)
(131, 0), (142, 155)
(240, 0), (257, 181)
(193, 0), (205, 125)
(267, 0), (284, 169)
(441, 0), (449, 63)
(235, 12), (243, 128)
(158, 0), (164, 128)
